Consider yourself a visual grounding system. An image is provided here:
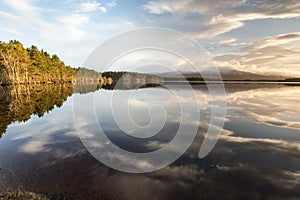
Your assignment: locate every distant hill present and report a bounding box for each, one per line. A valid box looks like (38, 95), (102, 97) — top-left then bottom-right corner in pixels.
(205, 68), (288, 81)
(154, 68), (296, 82)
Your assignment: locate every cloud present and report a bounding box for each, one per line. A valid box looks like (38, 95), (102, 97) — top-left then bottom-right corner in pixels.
(106, 0), (117, 8)
(2, 0), (39, 13)
(56, 13), (90, 40)
(214, 32), (300, 76)
(246, 32), (300, 49)
(0, 0), (135, 67)
(219, 38), (237, 45)
(191, 20), (244, 39)
(75, 0), (107, 13)
(143, 0), (245, 15)
(144, 0), (300, 18)
(143, 0), (300, 39)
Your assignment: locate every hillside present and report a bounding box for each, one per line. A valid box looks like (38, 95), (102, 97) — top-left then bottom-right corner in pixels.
(155, 68), (296, 82)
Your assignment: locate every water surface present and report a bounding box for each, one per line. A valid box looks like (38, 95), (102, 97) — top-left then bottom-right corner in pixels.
(0, 83), (299, 199)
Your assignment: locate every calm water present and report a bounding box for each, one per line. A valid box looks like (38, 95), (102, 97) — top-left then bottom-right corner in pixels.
(0, 83), (299, 199)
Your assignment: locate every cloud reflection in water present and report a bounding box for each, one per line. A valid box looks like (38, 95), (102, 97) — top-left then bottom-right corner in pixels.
(0, 84), (299, 199)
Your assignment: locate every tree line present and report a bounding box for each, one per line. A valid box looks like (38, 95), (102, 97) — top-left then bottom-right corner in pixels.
(0, 40), (77, 85)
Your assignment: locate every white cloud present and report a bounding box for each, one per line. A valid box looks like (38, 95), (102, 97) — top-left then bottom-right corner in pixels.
(246, 32), (300, 49)
(75, 0), (107, 13)
(3, 0), (38, 13)
(56, 13), (90, 40)
(144, 0), (246, 15)
(143, 0), (300, 39)
(143, 1), (181, 14)
(219, 38), (237, 45)
(214, 32), (300, 76)
(190, 19), (244, 39)
(0, 0), (135, 67)
(106, 0), (117, 8)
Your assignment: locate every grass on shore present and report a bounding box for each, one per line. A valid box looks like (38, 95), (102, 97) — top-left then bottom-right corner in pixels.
(0, 191), (49, 200)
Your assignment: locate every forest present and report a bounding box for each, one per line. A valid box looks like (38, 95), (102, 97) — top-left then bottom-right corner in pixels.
(0, 40), (77, 85)
(0, 40), (162, 87)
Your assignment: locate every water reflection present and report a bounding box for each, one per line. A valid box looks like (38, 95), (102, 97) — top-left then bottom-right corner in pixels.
(226, 85), (300, 130)
(0, 84), (74, 138)
(0, 83), (299, 199)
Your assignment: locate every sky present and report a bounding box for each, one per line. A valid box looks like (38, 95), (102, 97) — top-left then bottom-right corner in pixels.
(0, 0), (299, 76)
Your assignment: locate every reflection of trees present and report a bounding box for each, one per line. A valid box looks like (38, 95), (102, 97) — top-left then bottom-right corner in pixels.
(74, 68), (102, 94)
(75, 70), (163, 90)
(0, 84), (74, 137)
(0, 71), (164, 137)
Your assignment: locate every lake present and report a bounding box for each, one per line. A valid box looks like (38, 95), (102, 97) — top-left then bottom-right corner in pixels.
(0, 83), (299, 199)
